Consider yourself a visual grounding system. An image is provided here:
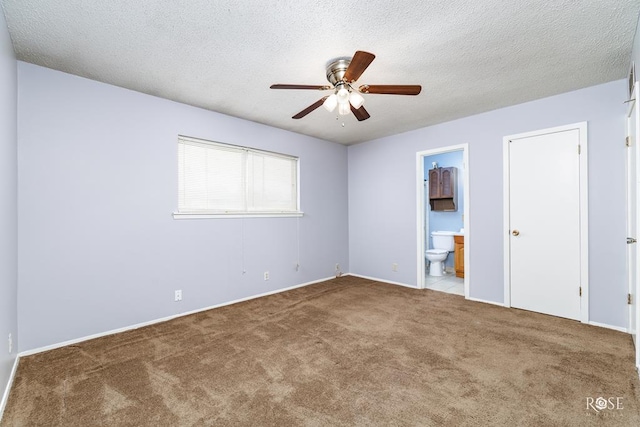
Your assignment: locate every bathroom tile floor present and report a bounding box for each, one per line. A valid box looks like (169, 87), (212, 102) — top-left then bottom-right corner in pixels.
(425, 273), (464, 296)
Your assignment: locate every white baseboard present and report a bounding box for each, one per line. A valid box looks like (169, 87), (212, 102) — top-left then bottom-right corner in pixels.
(16, 273), (630, 360)
(466, 297), (506, 307)
(464, 304), (627, 333)
(339, 277), (631, 336)
(345, 273), (419, 289)
(0, 356), (19, 421)
(19, 276), (336, 357)
(588, 321), (628, 333)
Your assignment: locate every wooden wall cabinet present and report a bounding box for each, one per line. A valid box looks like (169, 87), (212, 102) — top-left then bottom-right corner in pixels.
(428, 167), (457, 211)
(454, 235), (464, 278)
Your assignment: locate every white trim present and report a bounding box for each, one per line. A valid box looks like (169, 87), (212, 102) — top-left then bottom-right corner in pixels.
(19, 276), (334, 357)
(415, 144), (470, 298)
(463, 301), (626, 332)
(588, 321), (628, 333)
(502, 122), (589, 323)
(626, 85), (640, 372)
(345, 273), (419, 289)
(173, 211), (304, 219)
(463, 148), (470, 299)
(0, 356), (19, 420)
(416, 152), (424, 289)
(578, 123), (589, 324)
(503, 136), (511, 307)
(466, 297), (506, 307)
(627, 92), (636, 334)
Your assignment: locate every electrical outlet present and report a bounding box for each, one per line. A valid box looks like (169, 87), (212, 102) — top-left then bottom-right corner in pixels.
(8, 333), (12, 354)
(174, 290), (182, 301)
(335, 263), (340, 271)
(392, 263), (398, 272)
(264, 271), (270, 281)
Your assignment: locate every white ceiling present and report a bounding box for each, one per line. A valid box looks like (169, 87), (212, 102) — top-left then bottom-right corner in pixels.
(2, 0), (639, 145)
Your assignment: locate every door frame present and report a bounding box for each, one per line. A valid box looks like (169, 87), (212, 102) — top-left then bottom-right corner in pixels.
(416, 143), (470, 296)
(502, 122), (589, 323)
(626, 85), (640, 371)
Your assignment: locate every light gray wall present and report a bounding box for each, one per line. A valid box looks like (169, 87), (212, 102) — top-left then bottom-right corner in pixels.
(349, 80), (627, 328)
(631, 12), (640, 84)
(17, 62), (349, 352)
(0, 9), (17, 401)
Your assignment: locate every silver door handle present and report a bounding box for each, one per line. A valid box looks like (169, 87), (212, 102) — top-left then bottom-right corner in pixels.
(628, 237), (637, 244)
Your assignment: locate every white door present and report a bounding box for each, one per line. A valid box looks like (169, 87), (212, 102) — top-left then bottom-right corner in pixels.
(627, 87), (640, 370)
(507, 127), (583, 320)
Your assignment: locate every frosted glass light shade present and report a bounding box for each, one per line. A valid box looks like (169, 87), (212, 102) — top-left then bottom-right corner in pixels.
(349, 91), (364, 109)
(323, 94), (337, 112)
(336, 87), (350, 105)
(338, 102), (350, 115)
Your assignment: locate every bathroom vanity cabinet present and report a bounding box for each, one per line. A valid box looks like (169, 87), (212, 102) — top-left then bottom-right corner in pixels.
(429, 167), (457, 211)
(454, 235), (464, 278)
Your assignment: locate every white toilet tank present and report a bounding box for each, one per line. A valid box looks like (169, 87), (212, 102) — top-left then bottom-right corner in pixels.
(431, 231), (458, 251)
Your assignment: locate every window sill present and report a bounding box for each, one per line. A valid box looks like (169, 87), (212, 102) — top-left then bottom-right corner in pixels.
(173, 211), (304, 219)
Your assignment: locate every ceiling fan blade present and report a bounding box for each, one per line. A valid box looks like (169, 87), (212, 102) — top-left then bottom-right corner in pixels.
(359, 85), (422, 95)
(350, 104), (370, 121)
(343, 51), (376, 83)
(292, 97), (328, 119)
(270, 84), (331, 90)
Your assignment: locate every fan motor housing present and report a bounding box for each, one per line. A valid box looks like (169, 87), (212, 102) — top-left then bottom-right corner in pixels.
(326, 59), (351, 86)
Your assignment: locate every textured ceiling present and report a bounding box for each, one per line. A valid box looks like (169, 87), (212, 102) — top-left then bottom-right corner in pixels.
(2, 0), (640, 145)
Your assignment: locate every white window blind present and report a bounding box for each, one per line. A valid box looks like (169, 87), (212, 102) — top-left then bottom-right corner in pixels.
(177, 136), (299, 216)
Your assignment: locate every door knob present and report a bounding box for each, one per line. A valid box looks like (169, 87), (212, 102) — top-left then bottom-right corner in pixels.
(512, 230), (520, 236)
(628, 237), (637, 244)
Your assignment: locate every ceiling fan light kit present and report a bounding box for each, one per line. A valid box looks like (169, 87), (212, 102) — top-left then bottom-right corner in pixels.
(348, 91), (364, 109)
(338, 101), (350, 116)
(270, 51), (422, 122)
(336, 86), (350, 104)
(323, 94), (338, 112)
(322, 81), (365, 113)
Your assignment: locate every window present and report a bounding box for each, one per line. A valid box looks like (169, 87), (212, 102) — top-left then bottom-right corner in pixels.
(175, 136), (301, 218)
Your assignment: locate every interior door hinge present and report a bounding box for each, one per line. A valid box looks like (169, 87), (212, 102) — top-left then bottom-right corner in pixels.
(579, 287), (582, 297)
(578, 145), (581, 154)
(626, 136), (632, 147)
(629, 293), (633, 305)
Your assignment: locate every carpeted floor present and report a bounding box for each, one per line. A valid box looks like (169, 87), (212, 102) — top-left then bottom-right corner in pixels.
(2, 276), (639, 426)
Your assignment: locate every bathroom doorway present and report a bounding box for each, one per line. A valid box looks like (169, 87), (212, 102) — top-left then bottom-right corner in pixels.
(416, 144), (470, 296)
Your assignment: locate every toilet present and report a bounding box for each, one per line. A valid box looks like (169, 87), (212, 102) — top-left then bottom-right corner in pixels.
(425, 231), (456, 276)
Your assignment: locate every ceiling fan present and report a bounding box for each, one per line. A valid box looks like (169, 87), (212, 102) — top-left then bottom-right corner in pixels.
(270, 51), (421, 122)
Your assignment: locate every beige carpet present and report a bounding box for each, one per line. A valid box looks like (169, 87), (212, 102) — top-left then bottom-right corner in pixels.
(2, 276), (639, 426)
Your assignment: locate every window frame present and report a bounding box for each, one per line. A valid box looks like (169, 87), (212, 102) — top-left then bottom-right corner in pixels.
(173, 135), (303, 219)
